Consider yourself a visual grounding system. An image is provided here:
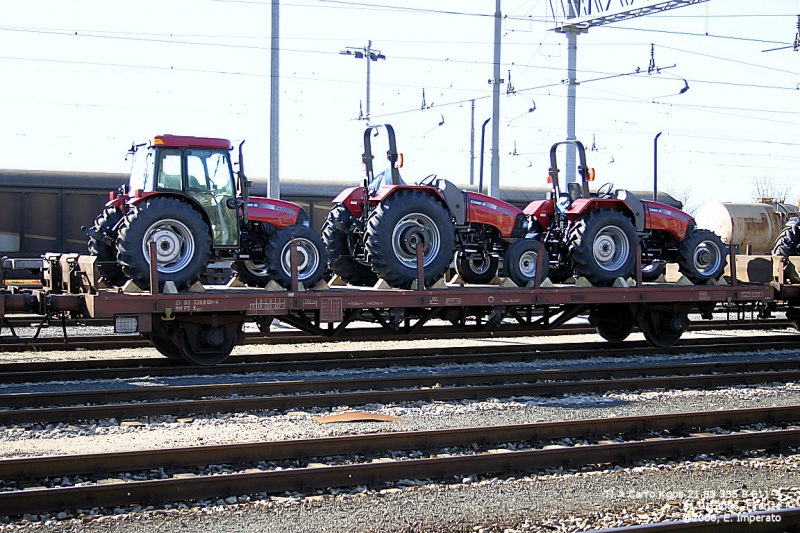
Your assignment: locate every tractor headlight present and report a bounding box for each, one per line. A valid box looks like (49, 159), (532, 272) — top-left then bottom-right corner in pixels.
(296, 208), (311, 227)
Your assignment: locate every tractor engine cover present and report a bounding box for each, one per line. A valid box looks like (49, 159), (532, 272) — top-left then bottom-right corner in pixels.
(246, 197), (303, 230)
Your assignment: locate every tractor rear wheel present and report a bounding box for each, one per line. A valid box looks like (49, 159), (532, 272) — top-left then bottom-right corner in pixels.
(365, 190), (456, 289)
(116, 197), (211, 291)
(87, 207), (127, 286)
(504, 240), (549, 287)
(322, 204), (377, 286)
(231, 260), (271, 287)
(772, 218), (800, 258)
(678, 229), (727, 284)
(569, 208), (637, 286)
(455, 250), (498, 284)
(266, 225), (328, 289)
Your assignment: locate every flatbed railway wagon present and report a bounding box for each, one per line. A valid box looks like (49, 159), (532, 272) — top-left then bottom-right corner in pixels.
(0, 246), (780, 365)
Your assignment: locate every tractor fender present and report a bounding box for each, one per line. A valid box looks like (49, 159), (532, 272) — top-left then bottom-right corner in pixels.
(464, 192), (525, 237)
(523, 199), (555, 231)
(333, 187), (366, 218)
(129, 192), (214, 237)
(565, 199), (636, 224)
(370, 185), (445, 203)
(247, 196), (303, 229)
(642, 200), (694, 241)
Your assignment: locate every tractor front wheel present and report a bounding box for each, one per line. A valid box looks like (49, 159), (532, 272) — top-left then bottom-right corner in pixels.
(322, 204), (377, 286)
(455, 250), (498, 284)
(231, 260), (271, 287)
(568, 208), (637, 286)
(116, 197), (211, 291)
(678, 229), (727, 284)
(87, 207), (127, 286)
(365, 191), (455, 289)
(504, 240), (549, 287)
(266, 225), (328, 289)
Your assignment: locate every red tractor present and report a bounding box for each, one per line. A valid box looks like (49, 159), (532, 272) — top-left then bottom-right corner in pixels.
(322, 125), (528, 289)
(503, 140), (728, 288)
(323, 126), (726, 291)
(85, 135), (327, 292)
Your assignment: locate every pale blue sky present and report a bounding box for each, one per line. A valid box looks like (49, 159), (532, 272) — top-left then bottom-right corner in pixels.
(0, 0), (797, 208)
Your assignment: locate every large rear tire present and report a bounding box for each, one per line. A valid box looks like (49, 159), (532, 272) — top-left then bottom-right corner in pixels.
(568, 208), (637, 286)
(116, 197), (212, 291)
(365, 191), (456, 289)
(772, 218), (800, 258)
(87, 207), (127, 286)
(322, 204), (377, 286)
(678, 229), (727, 284)
(455, 250), (498, 284)
(504, 240), (549, 287)
(266, 225), (328, 289)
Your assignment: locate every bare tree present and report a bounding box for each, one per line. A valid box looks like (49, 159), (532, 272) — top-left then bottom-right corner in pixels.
(751, 176), (795, 204)
(665, 185), (698, 216)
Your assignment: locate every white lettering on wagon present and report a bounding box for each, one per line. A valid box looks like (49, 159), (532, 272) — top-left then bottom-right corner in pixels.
(173, 299), (220, 312)
(249, 298), (287, 311)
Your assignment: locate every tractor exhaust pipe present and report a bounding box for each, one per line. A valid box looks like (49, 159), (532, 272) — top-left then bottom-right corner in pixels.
(238, 141), (249, 224)
(653, 132), (662, 202)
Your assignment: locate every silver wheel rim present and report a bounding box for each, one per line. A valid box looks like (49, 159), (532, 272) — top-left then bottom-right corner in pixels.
(244, 261), (269, 277)
(692, 240), (722, 275)
(142, 219), (195, 274)
(280, 238), (320, 281)
(592, 225), (629, 272)
(391, 213), (441, 269)
(518, 250), (539, 277)
(466, 253), (492, 275)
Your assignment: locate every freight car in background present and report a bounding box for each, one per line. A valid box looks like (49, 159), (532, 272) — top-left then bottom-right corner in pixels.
(0, 168), (684, 260)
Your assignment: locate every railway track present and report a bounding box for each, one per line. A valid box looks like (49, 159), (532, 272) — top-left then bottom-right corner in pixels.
(0, 319), (792, 352)
(2, 357), (799, 425)
(1, 333), (798, 384)
(1, 406), (798, 518)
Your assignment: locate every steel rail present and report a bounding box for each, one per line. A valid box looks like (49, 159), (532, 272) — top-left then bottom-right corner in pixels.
(2, 359), (799, 410)
(2, 366), (799, 426)
(2, 334), (799, 386)
(0, 319), (791, 353)
(0, 407), (799, 517)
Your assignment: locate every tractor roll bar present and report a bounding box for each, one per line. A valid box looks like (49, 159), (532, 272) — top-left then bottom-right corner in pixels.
(548, 140), (590, 199)
(362, 124), (402, 186)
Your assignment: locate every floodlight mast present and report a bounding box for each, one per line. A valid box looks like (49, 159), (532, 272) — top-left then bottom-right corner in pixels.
(552, 0), (709, 185)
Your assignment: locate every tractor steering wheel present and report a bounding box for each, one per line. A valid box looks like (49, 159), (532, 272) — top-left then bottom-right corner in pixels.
(419, 174), (438, 186)
(596, 182), (615, 198)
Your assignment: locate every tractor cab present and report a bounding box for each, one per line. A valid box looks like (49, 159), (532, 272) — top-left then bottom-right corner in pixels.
(127, 135), (240, 248)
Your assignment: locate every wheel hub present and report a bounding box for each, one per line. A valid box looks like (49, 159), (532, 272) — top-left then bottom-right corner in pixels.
(142, 219), (196, 274)
(518, 251), (539, 277)
(391, 213), (441, 268)
(592, 225), (629, 272)
(693, 242), (720, 273)
(281, 238), (320, 281)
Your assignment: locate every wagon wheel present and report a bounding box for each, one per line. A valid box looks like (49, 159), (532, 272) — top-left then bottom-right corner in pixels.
(173, 319), (245, 366)
(147, 334), (184, 360)
(637, 307), (687, 348)
(591, 304), (635, 344)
